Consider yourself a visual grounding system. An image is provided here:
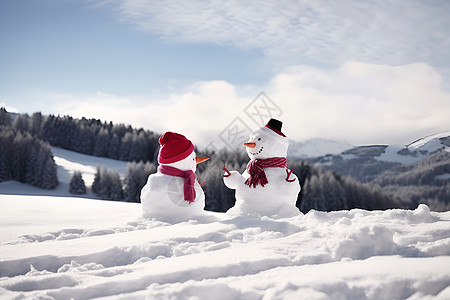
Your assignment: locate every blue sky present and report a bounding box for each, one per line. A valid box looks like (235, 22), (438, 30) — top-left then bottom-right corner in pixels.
(1, 0), (450, 148)
(0, 0), (265, 96)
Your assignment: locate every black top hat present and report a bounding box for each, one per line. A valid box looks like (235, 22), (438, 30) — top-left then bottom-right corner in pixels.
(265, 118), (286, 137)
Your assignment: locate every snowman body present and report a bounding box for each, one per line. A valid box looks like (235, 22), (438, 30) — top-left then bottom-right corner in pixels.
(225, 167), (300, 218)
(141, 174), (205, 222)
(224, 122), (301, 218)
(140, 133), (208, 222)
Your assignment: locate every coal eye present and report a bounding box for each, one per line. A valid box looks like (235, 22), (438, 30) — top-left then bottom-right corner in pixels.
(258, 138), (261, 141)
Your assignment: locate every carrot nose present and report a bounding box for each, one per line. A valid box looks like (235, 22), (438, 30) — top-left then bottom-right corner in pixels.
(244, 142), (256, 148)
(195, 156), (209, 164)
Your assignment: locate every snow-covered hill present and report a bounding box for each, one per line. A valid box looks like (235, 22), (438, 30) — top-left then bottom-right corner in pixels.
(375, 132), (450, 165)
(0, 147), (128, 198)
(1, 194), (450, 299)
(307, 132), (450, 166)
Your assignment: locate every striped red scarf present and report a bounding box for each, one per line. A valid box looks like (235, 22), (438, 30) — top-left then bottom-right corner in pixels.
(158, 165), (196, 203)
(245, 157), (287, 188)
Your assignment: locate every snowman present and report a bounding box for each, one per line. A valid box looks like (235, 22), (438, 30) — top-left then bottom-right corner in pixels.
(222, 119), (301, 218)
(140, 131), (209, 222)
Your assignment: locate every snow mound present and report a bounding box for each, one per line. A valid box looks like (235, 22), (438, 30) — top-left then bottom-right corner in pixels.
(1, 195), (450, 299)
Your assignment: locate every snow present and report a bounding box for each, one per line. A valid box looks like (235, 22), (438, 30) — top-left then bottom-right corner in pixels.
(1, 194), (450, 299)
(0, 147), (128, 198)
(375, 145), (423, 165)
(52, 147), (128, 187)
(407, 132), (450, 149)
(1, 143), (450, 299)
(435, 173), (450, 181)
(0, 195), (141, 243)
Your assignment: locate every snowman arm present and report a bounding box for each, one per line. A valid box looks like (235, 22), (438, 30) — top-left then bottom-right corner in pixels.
(198, 180), (206, 187)
(222, 165), (231, 177)
(223, 170), (244, 189)
(285, 169), (296, 182)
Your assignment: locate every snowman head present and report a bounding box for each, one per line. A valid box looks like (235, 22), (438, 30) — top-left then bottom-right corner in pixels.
(244, 119), (289, 160)
(165, 150), (208, 172)
(158, 131), (208, 172)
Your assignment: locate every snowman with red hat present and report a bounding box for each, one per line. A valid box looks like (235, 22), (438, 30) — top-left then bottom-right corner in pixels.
(140, 131), (209, 222)
(222, 119), (301, 218)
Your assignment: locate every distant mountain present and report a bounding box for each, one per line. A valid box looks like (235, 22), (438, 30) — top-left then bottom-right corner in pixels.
(310, 132), (450, 167)
(306, 132), (450, 211)
(288, 138), (354, 159)
(375, 132), (450, 165)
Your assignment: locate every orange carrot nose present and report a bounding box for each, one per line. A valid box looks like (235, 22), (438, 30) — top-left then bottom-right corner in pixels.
(244, 142), (256, 148)
(195, 156), (209, 164)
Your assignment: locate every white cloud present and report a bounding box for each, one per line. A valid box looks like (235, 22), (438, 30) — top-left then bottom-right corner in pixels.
(55, 92), (160, 128)
(50, 62), (450, 148)
(49, 83), (253, 146)
(267, 62), (450, 145)
(99, 0), (450, 68)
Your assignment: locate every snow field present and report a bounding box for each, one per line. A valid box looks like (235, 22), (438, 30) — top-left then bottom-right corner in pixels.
(1, 195), (450, 299)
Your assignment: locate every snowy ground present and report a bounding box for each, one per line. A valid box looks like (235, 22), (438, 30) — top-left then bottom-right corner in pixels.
(1, 194), (450, 299)
(0, 147), (128, 199)
(1, 147), (450, 299)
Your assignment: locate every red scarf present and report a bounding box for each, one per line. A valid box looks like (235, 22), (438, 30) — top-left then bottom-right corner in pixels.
(245, 157), (287, 188)
(158, 165), (196, 203)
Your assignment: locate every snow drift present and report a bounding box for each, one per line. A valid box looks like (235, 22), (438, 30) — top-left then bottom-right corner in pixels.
(1, 195), (450, 299)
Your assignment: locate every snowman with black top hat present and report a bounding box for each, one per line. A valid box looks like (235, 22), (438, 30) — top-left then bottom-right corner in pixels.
(222, 119), (301, 218)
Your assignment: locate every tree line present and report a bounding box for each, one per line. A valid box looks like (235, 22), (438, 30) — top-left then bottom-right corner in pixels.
(0, 126), (58, 189)
(372, 150), (450, 211)
(1, 108), (160, 163)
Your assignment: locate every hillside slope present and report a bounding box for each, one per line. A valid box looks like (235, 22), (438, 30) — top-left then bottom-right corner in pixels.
(1, 195), (450, 299)
(0, 147), (128, 198)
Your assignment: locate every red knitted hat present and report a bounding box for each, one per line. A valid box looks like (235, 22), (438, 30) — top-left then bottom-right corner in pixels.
(158, 131), (195, 164)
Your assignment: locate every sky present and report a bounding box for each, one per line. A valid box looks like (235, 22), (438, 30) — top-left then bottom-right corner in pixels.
(1, 0), (450, 150)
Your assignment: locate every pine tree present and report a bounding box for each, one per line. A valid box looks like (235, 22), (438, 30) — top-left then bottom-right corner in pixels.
(92, 166), (123, 200)
(108, 134), (120, 159)
(300, 175), (322, 213)
(41, 156), (58, 189)
(31, 112), (43, 138)
(11, 132), (28, 182)
(25, 143), (39, 185)
(69, 171), (87, 194)
(92, 166), (102, 194)
(0, 107), (11, 126)
(0, 126), (14, 181)
(93, 128), (110, 157)
(108, 170), (123, 201)
(0, 144), (8, 182)
(41, 115), (58, 145)
(119, 132), (134, 161)
(12, 114), (30, 133)
(76, 125), (95, 154)
(123, 161), (156, 202)
(129, 131), (148, 162)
